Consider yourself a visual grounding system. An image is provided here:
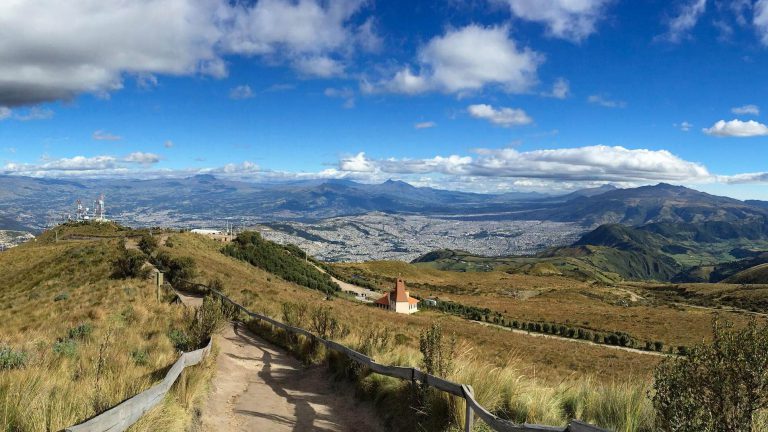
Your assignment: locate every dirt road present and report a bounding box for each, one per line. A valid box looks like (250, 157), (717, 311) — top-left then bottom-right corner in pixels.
(175, 292), (385, 432)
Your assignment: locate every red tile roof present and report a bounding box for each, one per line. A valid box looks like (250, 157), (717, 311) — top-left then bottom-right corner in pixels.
(376, 279), (419, 307)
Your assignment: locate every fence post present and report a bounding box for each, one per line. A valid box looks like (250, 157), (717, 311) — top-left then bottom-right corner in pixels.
(463, 384), (474, 432)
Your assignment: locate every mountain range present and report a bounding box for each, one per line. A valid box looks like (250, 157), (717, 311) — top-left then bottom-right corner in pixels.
(2, 174), (768, 233)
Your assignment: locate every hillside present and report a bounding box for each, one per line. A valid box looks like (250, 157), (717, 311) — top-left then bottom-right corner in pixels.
(529, 183), (768, 226)
(0, 223), (206, 431)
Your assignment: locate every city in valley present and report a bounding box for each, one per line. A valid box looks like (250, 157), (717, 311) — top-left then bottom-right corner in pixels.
(255, 213), (586, 262)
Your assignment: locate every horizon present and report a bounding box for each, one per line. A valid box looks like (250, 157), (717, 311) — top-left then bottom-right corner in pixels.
(2, 1), (768, 200)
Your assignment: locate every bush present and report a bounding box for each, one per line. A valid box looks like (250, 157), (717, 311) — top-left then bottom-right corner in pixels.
(155, 252), (197, 285)
(653, 317), (768, 431)
(112, 249), (150, 279)
(310, 306), (348, 340)
(138, 234), (158, 256)
(53, 339), (78, 357)
(131, 348), (149, 366)
(168, 329), (192, 352)
(0, 347), (27, 370)
(168, 296), (225, 352)
(53, 292), (69, 302)
(67, 323), (93, 340)
(419, 323), (455, 378)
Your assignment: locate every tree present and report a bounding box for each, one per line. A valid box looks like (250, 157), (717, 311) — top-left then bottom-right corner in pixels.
(653, 317), (768, 432)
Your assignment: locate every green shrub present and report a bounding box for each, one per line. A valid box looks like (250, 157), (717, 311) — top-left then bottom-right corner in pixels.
(653, 318), (768, 431)
(131, 349), (149, 366)
(419, 323), (455, 378)
(155, 252), (197, 285)
(111, 249), (150, 279)
(0, 347), (27, 370)
(168, 329), (191, 352)
(53, 292), (69, 302)
(53, 339), (78, 357)
(310, 306), (348, 340)
(138, 234), (158, 256)
(67, 323), (93, 340)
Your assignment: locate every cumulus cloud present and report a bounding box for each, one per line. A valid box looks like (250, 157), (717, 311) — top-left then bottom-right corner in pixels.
(657, 0), (707, 43)
(0, 0), (374, 107)
(294, 56), (345, 77)
(467, 104), (533, 127)
(703, 119), (768, 137)
(587, 94), (626, 108)
(414, 121), (436, 129)
(499, 0), (612, 42)
(375, 25), (543, 95)
(0, 107), (11, 121)
(164, 140), (175, 149)
(335, 145), (712, 183)
(229, 85), (255, 100)
(124, 152), (161, 165)
(92, 130), (122, 141)
(732, 104), (760, 115)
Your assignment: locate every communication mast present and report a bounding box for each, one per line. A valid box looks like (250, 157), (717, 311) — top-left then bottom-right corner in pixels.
(75, 199), (85, 221)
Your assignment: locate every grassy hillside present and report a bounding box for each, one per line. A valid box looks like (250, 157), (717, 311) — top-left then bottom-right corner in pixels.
(0, 224), (211, 431)
(157, 231), (665, 430)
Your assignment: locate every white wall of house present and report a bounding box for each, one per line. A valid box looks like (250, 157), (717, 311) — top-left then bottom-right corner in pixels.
(394, 301), (417, 314)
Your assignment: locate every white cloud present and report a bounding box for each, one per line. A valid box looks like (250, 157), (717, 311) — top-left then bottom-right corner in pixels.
(732, 104), (760, 115)
(229, 85), (255, 100)
(499, 0), (612, 42)
(414, 121), (436, 129)
(543, 78), (570, 99)
(92, 130), (122, 141)
(468, 104), (533, 127)
(164, 140), (175, 149)
(293, 56), (345, 78)
(587, 94), (626, 108)
(657, 0), (707, 43)
(703, 119), (768, 137)
(124, 152), (161, 165)
(339, 152), (377, 172)
(0, 107), (10, 120)
(0, 0), (373, 107)
(335, 145), (712, 183)
(755, 0), (768, 45)
(376, 25), (543, 95)
(675, 121), (693, 132)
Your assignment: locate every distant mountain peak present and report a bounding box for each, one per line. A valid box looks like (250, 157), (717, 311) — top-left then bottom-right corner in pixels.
(190, 174), (217, 182)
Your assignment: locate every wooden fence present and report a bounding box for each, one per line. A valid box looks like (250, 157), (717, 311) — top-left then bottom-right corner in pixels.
(63, 330), (212, 432)
(206, 287), (611, 432)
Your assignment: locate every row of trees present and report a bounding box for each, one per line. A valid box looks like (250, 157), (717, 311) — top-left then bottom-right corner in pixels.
(420, 298), (669, 352)
(223, 231), (340, 295)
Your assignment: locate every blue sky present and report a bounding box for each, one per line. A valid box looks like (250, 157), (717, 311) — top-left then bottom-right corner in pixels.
(2, 0), (768, 198)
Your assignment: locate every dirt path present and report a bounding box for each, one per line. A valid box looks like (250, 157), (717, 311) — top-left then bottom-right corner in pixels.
(311, 264), (382, 301)
(175, 292), (386, 432)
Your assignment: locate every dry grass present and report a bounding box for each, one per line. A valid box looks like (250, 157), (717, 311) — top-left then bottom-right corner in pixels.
(159, 232), (662, 430)
(0, 229), (208, 431)
(335, 261), (761, 348)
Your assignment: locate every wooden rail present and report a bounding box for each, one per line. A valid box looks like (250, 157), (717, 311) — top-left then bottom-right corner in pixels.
(208, 288), (611, 432)
(64, 338), (212, 432)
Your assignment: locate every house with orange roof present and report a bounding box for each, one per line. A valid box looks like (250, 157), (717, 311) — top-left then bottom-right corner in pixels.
(375, 278), (419, 314)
